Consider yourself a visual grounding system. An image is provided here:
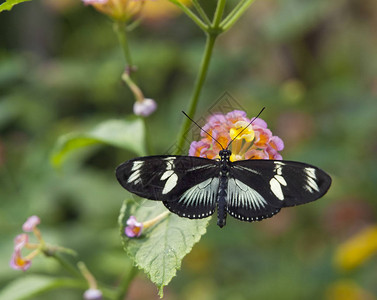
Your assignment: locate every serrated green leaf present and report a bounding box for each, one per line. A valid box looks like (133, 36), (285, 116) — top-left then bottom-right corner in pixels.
(51, 117), (146, 168)
(0, 275), (84, 300)
(0, 0), (32, 12)
(119, 199), (210, 297)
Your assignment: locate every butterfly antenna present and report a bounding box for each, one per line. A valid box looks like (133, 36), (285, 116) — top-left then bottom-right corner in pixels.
(182, 111), (225, 150)
(227, 107), (266, 149)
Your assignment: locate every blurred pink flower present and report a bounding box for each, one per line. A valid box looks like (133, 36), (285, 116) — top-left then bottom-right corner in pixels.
(22, 215), (40, 232)
(10, 249), (31, 271)
(10, 234), (31, 271)
(125, 216), (143, 238)
(14, 233), (29, 250)
(133, 98), (157, 117)
(83, 288), (103, 300)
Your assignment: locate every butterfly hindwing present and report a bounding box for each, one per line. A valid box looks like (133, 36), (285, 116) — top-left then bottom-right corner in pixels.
(226, 176), (281, 222)
(116, 155), (219, 217)
(164, 176), (219, 219)
(226, 159), (332, 221)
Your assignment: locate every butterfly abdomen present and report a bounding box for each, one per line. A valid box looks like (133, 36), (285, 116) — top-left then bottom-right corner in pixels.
(217, 167), (229, 228)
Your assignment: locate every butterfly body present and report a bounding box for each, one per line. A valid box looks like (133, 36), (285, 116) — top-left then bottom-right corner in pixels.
(116, 149), (331, 228)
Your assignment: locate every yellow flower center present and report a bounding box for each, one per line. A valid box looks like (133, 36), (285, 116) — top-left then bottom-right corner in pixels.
(229, 121), (255, 143)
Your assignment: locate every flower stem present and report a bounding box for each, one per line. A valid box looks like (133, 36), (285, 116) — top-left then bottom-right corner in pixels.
(114, 21), (134, 69)
(121, 71), (144, 102)
(49, 252), (83, 279)
(192, 0), (211, 25)
(78, 262), (98, 289)
(220, 0), (256, 31)
(143, 211), (170, 228)
(168, 0), (208, 32)
(212, 0), (227, 28)
(174, 33), (217, 155)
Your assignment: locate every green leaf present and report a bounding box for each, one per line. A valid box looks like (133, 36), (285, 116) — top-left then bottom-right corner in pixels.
(0, 0), (32, 12)
(51, 117), (147, 168)
(119, 199), (210, 297)
(0, 275), (84, 300)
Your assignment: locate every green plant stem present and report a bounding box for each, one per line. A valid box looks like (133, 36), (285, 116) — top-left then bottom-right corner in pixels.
(212, 0), (227, 28)
(50, 252), (83, 279)
(114, 21), (134, 68)
(220, 0), (247, 26)
(168, 0), (208, 32)
(192, 0), (211, 25)
(115, 266), (138, 300)
(220, 0), (256, 31)
(174, 33), (217, 155)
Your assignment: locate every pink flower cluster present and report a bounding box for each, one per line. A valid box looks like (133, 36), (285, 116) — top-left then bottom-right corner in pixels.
(189, 110), (284, 161)
(10, 216), (41, 271)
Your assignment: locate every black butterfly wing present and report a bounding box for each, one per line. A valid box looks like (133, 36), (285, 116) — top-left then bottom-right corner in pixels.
(116, 155), (220, 218)
(227, 160), (332, 222)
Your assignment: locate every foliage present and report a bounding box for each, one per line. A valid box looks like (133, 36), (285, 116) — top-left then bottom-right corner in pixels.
(0, 0), (31, 12)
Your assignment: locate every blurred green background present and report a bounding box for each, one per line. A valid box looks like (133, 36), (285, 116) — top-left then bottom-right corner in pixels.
(1, 0), (377, 299)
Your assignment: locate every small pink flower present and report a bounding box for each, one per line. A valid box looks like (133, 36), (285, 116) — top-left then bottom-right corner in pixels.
(252, 118), (268, 128)
(245, 149), (269, 160)
(14, 233), (28, 250)
(133, 98), (157, 117)
(22, 215), (40, 232)
(83, 288), (103, 300)
(189, 140), (210, 157)
(270, 136), (284, 151)
(189, 110), (284, 161)
(10, 234), (32, 271)
(10, 249), (31, 271)
(125, 216), (143, 238)
(266, 146), (283, 160)
(226, 110), (248, 124)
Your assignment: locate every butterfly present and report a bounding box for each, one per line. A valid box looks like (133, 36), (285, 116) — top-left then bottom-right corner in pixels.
(116, 109), (332, 228)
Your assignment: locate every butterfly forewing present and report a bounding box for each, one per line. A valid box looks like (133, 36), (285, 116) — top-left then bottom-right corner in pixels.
(116, 156), (220, 217)
(227, 159), (332, 221)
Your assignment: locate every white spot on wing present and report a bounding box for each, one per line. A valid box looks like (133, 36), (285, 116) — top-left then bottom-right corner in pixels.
(274, 175), (287, 186)
(131, 161), (143, 171)
(270, 177), (284, 200)
(305, 167), (319, 193)
(127, 171), (140, 183)
(162, 173), (178, 194)
(305, 167), (316, 179)
(127, 161), (143, 184)
(161, 170), (174, 180)
(269, 162), (287, 199)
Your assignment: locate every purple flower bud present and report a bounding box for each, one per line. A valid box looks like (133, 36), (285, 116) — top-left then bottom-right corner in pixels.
(83, 289), (103, 300)
(133, 98), (157, 117)
(22, 215), (40, 232)
(14, 233), (28, 250)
